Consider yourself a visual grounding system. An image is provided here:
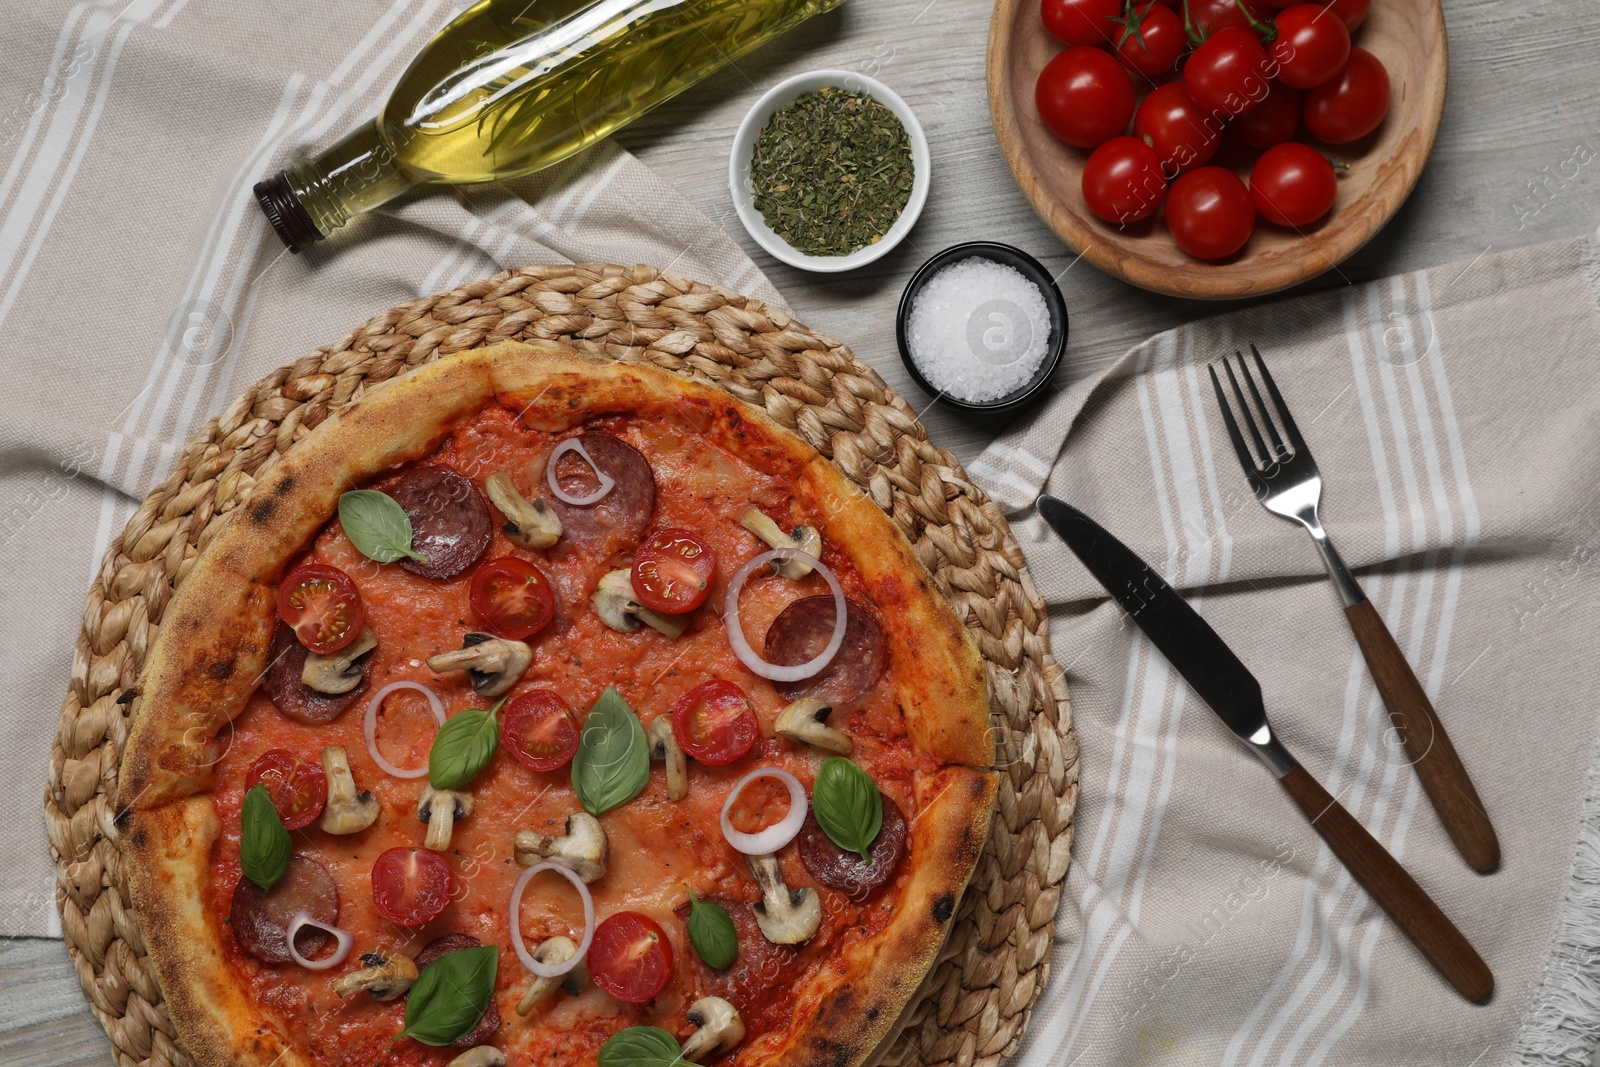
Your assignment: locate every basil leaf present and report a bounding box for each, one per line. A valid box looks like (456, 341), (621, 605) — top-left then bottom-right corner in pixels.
(429, 699), (503, 789)
(686, 889), (739, 970)
(396, 945), (498, 1046)
(812, 756), (883, 862)
(338, 489), (428, 563)
(598, 1026), (685, 1067)
(572, 687), (650, 816)
(240, 785), (291, 891)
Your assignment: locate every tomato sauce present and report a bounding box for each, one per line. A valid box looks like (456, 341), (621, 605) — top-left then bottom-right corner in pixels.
(204, 400), (938, 1065)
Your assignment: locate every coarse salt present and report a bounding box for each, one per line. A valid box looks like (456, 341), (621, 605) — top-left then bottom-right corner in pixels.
(905, 257), (1052, 404)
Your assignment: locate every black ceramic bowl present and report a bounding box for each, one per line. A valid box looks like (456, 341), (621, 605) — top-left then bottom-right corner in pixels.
(895, 241), (1068, 416)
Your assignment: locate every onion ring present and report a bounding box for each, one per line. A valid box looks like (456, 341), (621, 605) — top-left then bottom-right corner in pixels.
(509, 862), (594, 977)
(720, 767), (808, 855)
(363, 681), (446, 779)
(546, 438), (616, 506)
(285, 910), (354, 971)
(722, 549), (847, 682)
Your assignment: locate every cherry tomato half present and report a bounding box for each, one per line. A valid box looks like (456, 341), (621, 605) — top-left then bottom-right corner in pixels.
(371, 847), (454, 926)
(1165, 167), (1255, 260)
(1230, 82), (1302, 150)
(588, 912), (674, 1003)
(672, 680), (759, 766)
(1250, 142), (1338, 226)
(1035, 46), (1136, 149)
(1183, 26), (1270, 117)
(469, 556), (556, 640)
(277, 563), (364, 655)
(1112, 1), (1184, 76)
(1041, 0), (1122, 46)
(245, 750), (327, 831)
(503, 690), (580, 772)
(1269, 4), (1350, 89)
(1134, 83), (1221, 176)
(631, 529), (717, 615)
(1082, 136), (1167, 224)
(1303, 46), (1390, 143)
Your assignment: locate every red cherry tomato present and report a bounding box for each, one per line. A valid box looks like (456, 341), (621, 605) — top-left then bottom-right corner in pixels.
(503, 690), (580, 772)
(1035, 47), (1136, 149)
(631, 529), (717, 615)
(1269, 4), (1350, 89)
(245, 750), (327, 831)
(1112, 1), (1185, 76)
(1184, 0), (1269, 37)
(469, 556), (556, 640)
(1249, 142), (1338, 226)
(371, 847), (454, 927)
(672, 680), (759, 766)
(1231, 82), (1302, 149)
(1134, 83), (1221, 176)
(1165, 167), (1255, 260)
(588, 912), (674, 1003)
(1183, 26), (1270, 116)
(1082, 135), (1166, 224)
(277, 563), (364, 655)
(1041, 0), (1122, 46)
(1321, 0), (1367, 31)
(1303, 46), (1390, 143)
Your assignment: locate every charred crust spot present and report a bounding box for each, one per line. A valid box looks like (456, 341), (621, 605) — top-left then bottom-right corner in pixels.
(933, 894), (955, 923)
(207, 659), (235, 680)
(116, 807), (135, 831)
(249, 497), (276, 524)
(276, 474), (296, 496)
(867, 1006), (881, 1021)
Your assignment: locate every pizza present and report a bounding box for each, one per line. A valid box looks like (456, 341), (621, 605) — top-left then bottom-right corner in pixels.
(117, 339), (997, 1067)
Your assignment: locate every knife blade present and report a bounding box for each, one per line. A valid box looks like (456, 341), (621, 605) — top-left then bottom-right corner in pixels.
(1035, 495), (1493, 1003)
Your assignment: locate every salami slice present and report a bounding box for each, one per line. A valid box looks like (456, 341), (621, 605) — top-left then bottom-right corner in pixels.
(764, 596), (889, 706)
(265, 624), (370, 724)
(797, 795), (908, 902)
(673, 894), (802, 1035)
(414, 933), (502, 1048)
(545, 433), (655, 558)
(384, 464), (492, 580)
(230, 855), (340, 965)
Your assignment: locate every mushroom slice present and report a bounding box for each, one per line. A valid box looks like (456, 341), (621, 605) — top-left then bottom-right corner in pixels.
(483, 471), (562, 550)
(592, 569), (688, 639)
(739, 508), (823, 579)
(748, 853), (821, 945)
(302, 626), (377, 695)
(446, 1048), (505, 1067)
(426, 633), (532, 697)
(331, 949), (418, 1001)
(515, 812), (608, 883)
(418, 785), (473, 852)
(681, 996), (745, 1062)
(319, 746), (380, 834)
(774, 697), (852, 755)
(647, 717), (688, 801)
(514, 936), (589, 1015)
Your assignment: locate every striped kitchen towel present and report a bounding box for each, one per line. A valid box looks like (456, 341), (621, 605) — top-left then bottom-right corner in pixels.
(0, 0), (775, 937)
(971, 232), (1600, 1066)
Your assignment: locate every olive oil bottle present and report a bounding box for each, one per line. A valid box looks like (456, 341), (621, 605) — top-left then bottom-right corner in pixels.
(255, 0), (844, 251)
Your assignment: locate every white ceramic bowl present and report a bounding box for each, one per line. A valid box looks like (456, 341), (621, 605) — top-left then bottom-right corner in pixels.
(728, 70), (931, 273)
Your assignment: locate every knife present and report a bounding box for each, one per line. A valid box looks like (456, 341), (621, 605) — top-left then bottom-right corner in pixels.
(1036, 495), (1492, 1003)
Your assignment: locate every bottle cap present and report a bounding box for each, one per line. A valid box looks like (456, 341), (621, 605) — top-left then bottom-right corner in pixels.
(253, 172), (322, 253)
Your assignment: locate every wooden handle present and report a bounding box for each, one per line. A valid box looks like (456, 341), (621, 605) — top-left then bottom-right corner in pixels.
(1345, 598), (1500, 872)
(1279, 765), (1493, 1002)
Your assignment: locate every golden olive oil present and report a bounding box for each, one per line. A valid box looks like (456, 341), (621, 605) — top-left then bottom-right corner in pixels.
(256, 0), (845, 251)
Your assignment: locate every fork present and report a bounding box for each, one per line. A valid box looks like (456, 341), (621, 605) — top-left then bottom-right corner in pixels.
(1208, 345), (1500, 874)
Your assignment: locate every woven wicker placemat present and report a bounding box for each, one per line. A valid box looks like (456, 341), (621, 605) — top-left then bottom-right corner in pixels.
(43, 263), (1078, 1067)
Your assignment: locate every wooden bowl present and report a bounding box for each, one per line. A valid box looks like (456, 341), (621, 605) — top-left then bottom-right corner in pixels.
(986, 0), (1448, 299)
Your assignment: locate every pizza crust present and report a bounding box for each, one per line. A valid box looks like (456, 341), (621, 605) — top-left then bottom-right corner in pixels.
(119, 339), (996, 1067)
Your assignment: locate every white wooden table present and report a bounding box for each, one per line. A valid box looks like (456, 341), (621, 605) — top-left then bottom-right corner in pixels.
(6, 0), (1599, 1061)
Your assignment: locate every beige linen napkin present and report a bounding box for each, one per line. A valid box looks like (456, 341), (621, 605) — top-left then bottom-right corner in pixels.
(970, 232), (1600, 1066)
(3, 0), (775, 937)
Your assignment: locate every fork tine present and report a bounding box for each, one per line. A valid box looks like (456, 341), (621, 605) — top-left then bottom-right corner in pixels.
(1249, 344), (1305, 451)
(1223, 357), (1274, 467)
(1208, 364), (1258, 475)
(1235, 350), (1286, 457)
